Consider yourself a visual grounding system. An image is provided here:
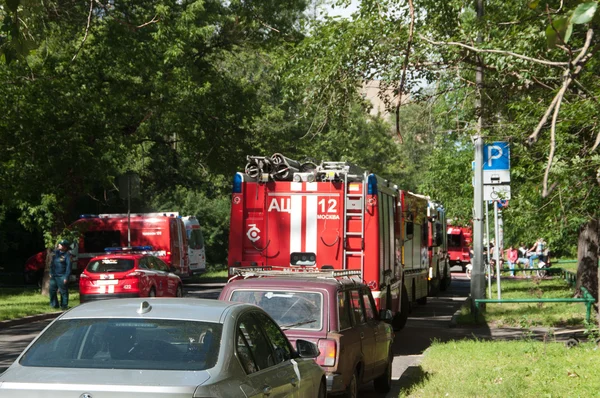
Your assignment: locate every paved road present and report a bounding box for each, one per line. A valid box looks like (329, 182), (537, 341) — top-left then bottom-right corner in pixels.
(0, 271), (476, 397)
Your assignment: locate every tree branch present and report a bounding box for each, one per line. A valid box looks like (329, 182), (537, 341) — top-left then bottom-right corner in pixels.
(420, 35), (569, 67)
(394, 0), (414, 144)
(72, 0), (94, 62)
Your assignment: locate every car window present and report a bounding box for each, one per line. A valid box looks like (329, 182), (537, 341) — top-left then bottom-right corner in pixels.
(255, 312), (292, 364)
(237, 313), (275, 371)
(19, 318), (222, 371)
(152, 257), (169, 272)
(138, 258), (149, 270)
(230, 290), (322, 330)
(86, 258), (134, 273)
(338, 291), (352, 330)
(350, 289), (365, 325)
(236, 329), (258, 374)
(362, 290), (376, 321)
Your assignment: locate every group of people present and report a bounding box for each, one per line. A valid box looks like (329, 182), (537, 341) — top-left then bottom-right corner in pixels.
(504, 238), (548, 277)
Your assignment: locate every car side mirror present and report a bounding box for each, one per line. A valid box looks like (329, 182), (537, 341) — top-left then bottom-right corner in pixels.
(296, 339), (320, 358)
(380, 309), (393, 323)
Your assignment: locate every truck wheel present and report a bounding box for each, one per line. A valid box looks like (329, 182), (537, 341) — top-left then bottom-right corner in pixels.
(393, 285), (409, 331)
(344, 370), (359, 398)
(440, 266), (450, 291)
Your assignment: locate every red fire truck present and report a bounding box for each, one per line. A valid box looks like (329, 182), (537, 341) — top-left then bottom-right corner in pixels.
(25, 212), (194, 283)
(447, 225), (472, 272)
(227, 155), (448, 330)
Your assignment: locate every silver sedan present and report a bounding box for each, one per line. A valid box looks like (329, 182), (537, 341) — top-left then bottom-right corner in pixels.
(0, 298), (326, 398)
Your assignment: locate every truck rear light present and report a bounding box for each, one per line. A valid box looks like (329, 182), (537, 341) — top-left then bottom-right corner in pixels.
(316, 339), (337, 367)
(367, 174), (377, 195)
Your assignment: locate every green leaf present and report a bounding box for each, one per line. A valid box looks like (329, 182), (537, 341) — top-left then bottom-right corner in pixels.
(528, 0), (539, 10)
(545, 17), (573, 48)
(571, 2), (598, 24)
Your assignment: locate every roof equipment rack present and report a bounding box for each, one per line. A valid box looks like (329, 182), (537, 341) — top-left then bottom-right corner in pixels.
(229, 267), (362, 280)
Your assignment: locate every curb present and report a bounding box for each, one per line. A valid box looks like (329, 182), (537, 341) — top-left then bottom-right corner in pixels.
(0, 312), (61, 330)
(449, 296), (471, 328)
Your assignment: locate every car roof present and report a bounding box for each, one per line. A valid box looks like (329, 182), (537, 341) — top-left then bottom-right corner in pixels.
(60, 298), (251, 323)
(225, 276), (365, 290)
(89, 253), (149, 261)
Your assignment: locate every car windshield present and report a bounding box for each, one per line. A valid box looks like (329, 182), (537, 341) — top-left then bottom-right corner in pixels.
(19, 318), (222, 371)
(230, 290), (322, 330)
(86, 259), (134, 273)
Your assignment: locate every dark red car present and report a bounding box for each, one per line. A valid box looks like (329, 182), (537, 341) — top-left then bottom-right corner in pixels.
(218, 269), (394, 396)
(79, 248), (183, 303)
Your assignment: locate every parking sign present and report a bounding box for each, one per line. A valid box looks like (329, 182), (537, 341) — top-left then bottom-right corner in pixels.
(483, 142), (510, 170)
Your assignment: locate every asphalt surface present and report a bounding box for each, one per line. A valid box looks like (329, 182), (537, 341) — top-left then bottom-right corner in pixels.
(2, 270), (574, 396)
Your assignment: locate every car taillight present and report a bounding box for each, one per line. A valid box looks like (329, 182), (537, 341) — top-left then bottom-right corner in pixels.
(79, 273), (89, 279)
(125, 271), (143, 277)
(316, 339), (337, 367)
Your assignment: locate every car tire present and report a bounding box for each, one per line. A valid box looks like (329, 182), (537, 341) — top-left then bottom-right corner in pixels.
(149, 288), (156, 297)
(317, 380), (326, 398)
(176, 285), (183, 297)
(373, 350), (393, 393)
(344, 370), (359, 398)
(393, 285), (409, 331)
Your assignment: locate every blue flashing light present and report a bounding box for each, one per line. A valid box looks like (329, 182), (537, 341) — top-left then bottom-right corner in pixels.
(104, 246), (153, 252)
(233, 173), (243, 194)
(79, 214), (99, 219)
(367, 174), (378, 195)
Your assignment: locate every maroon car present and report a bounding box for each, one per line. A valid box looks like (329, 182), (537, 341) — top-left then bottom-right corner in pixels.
(218, 270), (394, 396)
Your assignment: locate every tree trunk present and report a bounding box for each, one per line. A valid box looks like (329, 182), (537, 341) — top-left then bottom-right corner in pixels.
(575, 220), (598, 311)
(41, 248), (53, 296)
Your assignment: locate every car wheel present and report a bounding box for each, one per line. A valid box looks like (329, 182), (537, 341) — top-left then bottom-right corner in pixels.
(344, 371), (359, 398)
(149, 288), (156, 297)
(392, 285), (409, 331)
(317, 380), (326, 398)
(176, 284), (183, 297)
(373, 350), (393, 393)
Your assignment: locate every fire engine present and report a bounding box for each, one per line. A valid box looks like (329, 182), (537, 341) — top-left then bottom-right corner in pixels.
(227, 154), (449, 330)
(447, 225), (472, 272)
(25, 212), (203, 282)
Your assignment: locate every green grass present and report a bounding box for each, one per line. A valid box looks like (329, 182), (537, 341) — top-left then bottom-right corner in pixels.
(189, 265), (228, 282)
(0, 287), (80, 321)
(456, 277), (590, 327)
(400, 339), (600, 397)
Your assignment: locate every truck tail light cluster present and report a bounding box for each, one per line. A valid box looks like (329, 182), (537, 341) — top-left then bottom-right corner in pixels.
(316, 339), (337, 367)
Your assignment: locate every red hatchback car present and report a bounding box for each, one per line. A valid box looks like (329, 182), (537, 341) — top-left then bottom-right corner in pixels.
(79, 249), (183, 303)
(219, 269), (394, 397)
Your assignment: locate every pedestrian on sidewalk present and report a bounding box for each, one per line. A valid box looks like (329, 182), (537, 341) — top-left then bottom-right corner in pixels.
(505, 245), (518, 277)
(49, 240), (72, 310)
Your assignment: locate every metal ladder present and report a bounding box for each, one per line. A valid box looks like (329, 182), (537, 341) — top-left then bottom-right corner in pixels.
(343, 172), (367, 275)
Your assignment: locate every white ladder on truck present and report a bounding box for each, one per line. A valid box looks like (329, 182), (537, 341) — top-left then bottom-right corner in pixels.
(342, 172), (367, 275)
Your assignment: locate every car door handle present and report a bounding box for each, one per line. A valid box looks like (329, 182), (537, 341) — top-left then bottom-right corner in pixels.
(262, 385), (272, 396)
(290, 377), (298, 387)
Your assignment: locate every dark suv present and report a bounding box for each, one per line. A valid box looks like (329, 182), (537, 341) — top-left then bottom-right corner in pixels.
(218, 270), (394, 396)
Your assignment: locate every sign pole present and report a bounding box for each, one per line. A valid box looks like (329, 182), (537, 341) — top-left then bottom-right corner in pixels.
(485, 201), (491, 298)
(494, 200), (501, 299)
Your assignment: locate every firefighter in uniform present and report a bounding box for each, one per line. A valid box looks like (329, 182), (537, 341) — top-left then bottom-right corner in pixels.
(49, 240), (72, 310)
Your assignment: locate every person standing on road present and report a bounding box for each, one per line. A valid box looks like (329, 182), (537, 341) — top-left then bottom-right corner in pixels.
(49, 240), (72, 310)
(505, 245), (518, 277)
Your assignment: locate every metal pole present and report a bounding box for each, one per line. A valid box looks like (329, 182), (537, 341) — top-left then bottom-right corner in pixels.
(485, 201), (491, 298)
(127, 175), (131, 248)
(472, 136), (485, 310)
(494, 200), (501, 299)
